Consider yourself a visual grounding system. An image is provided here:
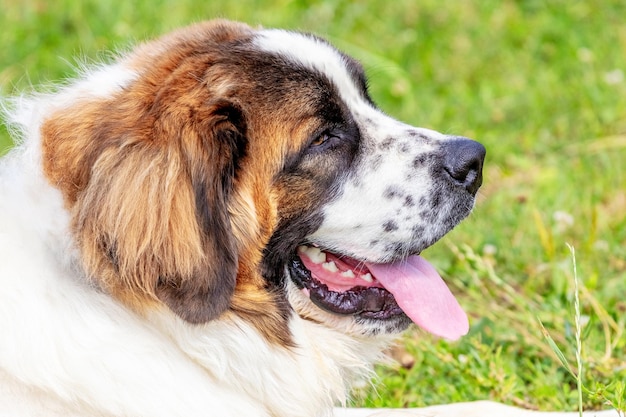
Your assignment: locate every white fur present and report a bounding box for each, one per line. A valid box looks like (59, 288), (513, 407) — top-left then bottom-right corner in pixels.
(337, 402), (616, 417)
(0, 30), (396, 417)
(0, 108), (389, 417)
(255, 30), (365, 108)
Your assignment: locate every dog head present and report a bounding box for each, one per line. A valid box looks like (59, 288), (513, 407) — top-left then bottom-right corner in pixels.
(40, 20), (484, 344)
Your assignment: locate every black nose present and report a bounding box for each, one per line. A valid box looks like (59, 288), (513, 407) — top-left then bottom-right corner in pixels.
(441, 137), (486, 195)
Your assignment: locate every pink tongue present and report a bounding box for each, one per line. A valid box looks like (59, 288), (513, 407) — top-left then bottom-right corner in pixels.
(366, 255), (469, 341)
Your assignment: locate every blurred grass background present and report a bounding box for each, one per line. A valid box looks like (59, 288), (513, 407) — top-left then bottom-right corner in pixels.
(1, 0), (625, 412)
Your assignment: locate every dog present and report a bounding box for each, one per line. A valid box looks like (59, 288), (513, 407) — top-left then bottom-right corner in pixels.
(0, 20), (487, 416)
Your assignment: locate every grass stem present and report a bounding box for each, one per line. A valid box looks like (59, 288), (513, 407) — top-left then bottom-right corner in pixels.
(567, 244), (584, 417)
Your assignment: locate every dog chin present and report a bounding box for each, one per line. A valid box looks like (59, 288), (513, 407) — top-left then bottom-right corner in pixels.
(285, 278), (412, 337)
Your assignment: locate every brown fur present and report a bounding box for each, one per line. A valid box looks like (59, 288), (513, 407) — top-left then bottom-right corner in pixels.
(40, 20), (302, 346)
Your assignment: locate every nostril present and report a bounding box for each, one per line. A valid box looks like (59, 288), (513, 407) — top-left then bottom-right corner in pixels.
(445, 158), (480, 183)
(441, 138), (486, 195)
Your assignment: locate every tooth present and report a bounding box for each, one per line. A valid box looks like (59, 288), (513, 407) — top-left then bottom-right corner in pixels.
(322, 261), (338, 272)
(307, 247), (326, 264)
(361, 273), (373, 283)
(341, 270), (355, 279)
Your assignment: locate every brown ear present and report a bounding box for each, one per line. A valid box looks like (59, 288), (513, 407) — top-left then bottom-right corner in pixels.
(156, 102), (249, 323)
(42, 92), (248, 323)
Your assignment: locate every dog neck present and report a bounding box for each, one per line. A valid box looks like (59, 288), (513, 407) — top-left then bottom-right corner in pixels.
(147, 308), (394, 416)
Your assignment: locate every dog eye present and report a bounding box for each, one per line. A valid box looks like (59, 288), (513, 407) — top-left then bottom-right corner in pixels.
(309, 130), (343, 151)
(310, 132), (331, 147)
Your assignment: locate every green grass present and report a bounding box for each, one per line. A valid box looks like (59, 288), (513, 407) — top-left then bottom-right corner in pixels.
(2, 0), (625, 412)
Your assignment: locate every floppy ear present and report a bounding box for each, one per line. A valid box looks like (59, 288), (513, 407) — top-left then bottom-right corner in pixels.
(155, 101), (248, 323)
(42, 92), (248, 323)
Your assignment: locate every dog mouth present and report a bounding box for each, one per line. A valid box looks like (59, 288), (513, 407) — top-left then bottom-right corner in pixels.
(290, 244), (469, 340)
